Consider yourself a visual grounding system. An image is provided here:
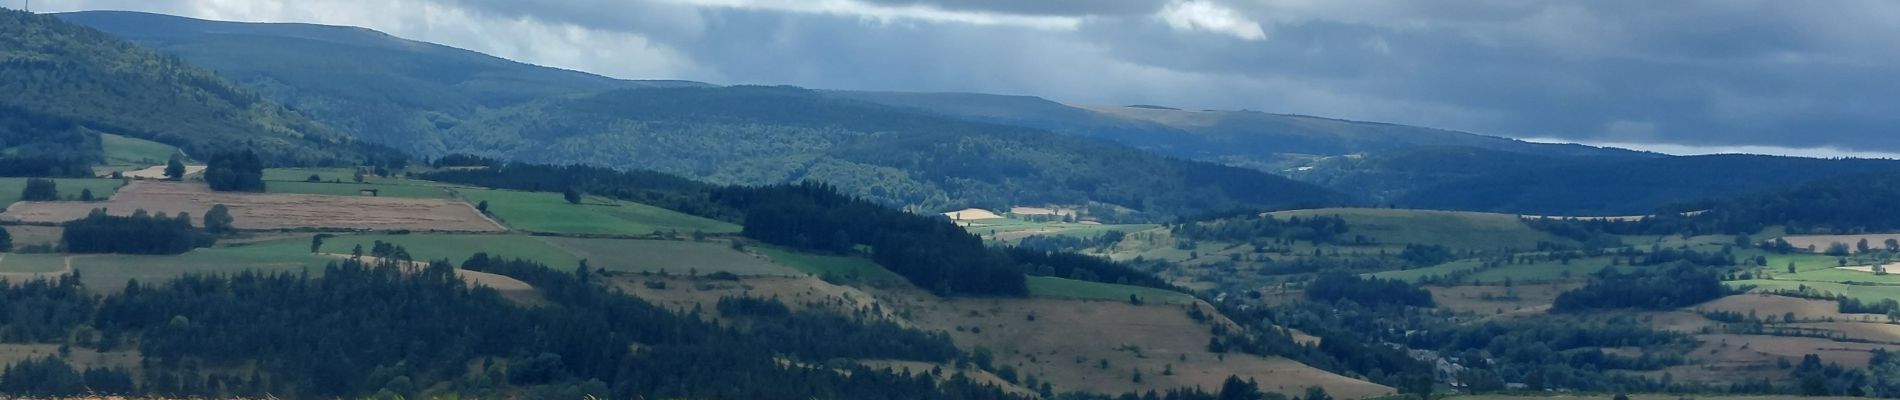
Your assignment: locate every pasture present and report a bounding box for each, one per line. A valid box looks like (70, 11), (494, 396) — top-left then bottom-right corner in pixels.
(100, 133), (181, 167)
(757, 246), (904, 283)
(70, 238), (331, 292)
(314, 233), (580, 268)
(1729, 279), (1900, 304)
(1, 181), (502, 232)
(1270, 208), (1574, 252)
(455, 187), (737, 236)
(264, 167), (395, 184)
(1, 225), (61, 248)
(0, 178), (123, 207)
(959, 216), (1155, 242)
(1025, 276), (1195, 305)
(264, 180), (455, 199)
(880, 287), (1393, 399)
(540, 237), (793, 276)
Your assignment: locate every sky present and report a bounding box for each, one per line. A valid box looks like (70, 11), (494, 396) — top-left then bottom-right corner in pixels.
(27, 0), (1900, 158)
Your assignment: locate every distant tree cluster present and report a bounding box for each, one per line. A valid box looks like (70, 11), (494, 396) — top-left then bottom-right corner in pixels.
(1551, 263), (1727, 312)
(721, 183), (1027, 296)
(1008, 246), (1175, 290)
(19, 178), (57, 201)
(0, 250), (1038, 399)
(1171, 213), (1352, 244)
(202, 150), (264, 192)
(1304, 273), (1433, 308)
(0, 108), (102, 177)
(61, 209), (214, 254)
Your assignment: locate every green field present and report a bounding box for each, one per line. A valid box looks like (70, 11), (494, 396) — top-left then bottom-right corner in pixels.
(757, 245), (904, 283)
(264, 167), (390, 183)
(961, 217), (1156, 242)
(72, 238), (331, 292)
(1025, 276), (1195, 305)
(303, 233), (575, 267)
(0, 178), (123, 206)
(1272, 208), (1574, 252)
(100, 133), (181, 166)
(1730, 279), (1900, 304)
(1372, 255), (1641, 284)
(542, 238), (794, 276)
(0, 253), (69, 273)
(1369, 259), (1486, 282)
(455, 188), (739, 236)
(264, 181), (455, 199)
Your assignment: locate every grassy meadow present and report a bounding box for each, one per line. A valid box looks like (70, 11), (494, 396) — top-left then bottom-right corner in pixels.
(541, 237), (793, 275)
(313, 233), (581, 267)
(1025, 276), (1195, 305)
(455, 188), (738, 236)
(100, 133), (182, 166)
(757, 245), (904, 283)
(0, 178), (123, 206)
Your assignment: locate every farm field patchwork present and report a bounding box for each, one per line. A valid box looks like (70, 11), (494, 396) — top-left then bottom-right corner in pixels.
(539, 237), (793, 276)
(454, 188), (737, 236)
(1, 181), (502, 231)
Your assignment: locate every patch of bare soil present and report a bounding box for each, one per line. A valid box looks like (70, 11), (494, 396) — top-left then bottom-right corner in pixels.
(1, 181), (501, 232)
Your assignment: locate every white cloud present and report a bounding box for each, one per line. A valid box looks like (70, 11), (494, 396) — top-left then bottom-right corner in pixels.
(1521, 137), (1900, 160)
(37, 0), (701, 80)
(1158, 0), (1265, 40)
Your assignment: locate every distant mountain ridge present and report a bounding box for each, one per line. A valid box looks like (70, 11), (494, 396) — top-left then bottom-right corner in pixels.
(58, 10), (706, 156)
(58, 10), (1900, 217)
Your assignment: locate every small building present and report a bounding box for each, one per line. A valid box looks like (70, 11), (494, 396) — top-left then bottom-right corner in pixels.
(359, 188), (380, 197)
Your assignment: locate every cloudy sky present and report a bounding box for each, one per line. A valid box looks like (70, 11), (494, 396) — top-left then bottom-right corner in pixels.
(29, 0), (1900, 157)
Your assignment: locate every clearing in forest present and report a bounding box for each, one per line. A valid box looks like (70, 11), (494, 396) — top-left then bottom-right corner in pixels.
(0, 181), (502, 232)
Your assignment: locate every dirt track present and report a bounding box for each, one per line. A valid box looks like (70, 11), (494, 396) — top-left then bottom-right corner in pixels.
(0, 181), (502, 232)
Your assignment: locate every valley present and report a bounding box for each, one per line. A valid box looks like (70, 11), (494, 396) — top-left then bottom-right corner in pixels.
(0, 4), (1897, 399)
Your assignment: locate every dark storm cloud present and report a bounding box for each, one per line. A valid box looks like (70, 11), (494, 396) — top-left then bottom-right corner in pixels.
(853, 0), (1164, 16)
(33, 0), (1900, 154)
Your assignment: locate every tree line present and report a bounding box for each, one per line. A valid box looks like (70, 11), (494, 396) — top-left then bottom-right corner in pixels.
(0, 252), (1039, 399)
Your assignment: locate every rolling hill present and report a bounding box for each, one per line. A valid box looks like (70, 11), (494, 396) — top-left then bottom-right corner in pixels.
(437, 85), (1348, 216)
(1396, 154), (1900, 215)
(57, 10), (705, 156)
(828, 91), (1653, 169)
(0, 9), (389, 170)
(60, 11), (1340, 217)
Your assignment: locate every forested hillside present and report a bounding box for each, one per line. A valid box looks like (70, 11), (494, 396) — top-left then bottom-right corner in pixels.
(829, 91), (1646, 171)
(0, 9), (392, 169)
(434, 86), (1344, 216)
(59, 11), (703, 156)
(1397, 154), (1900, 215)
